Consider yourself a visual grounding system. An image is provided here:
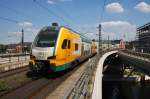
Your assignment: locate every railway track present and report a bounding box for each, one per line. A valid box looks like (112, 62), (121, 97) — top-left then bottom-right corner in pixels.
(0, 54), (96, 99)
(0, 66), (29, 79)
(0, 65), (81, 99)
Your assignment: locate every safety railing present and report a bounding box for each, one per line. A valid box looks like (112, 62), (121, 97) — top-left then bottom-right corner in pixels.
(0, 55), (30, 64)
(63, 49), (119, 99)
(0, 54), (30, 72)
(0, 53), (30, 58)
(102, 48), (120, 52)
(0, 61), (29, 72)
(119, 49), (150, 61)
(63, 55), (101, 99)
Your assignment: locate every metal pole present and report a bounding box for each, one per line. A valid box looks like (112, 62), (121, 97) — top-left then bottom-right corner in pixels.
(99, 24), (101, 53)
(108, 35), (109, 49)
(18, 55), (19, 62)
(21, 29), (24, 53)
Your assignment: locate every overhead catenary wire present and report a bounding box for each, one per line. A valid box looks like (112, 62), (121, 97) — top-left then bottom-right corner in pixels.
(99, 0), (107, 23)
(53, 4), (75, 23)
(0, 3), (32, 21)
(0, 16), (19, 23)
(52, 4), (79, 32)
(0, 3), (42, 35)
(97, 0), (107, 50)
(33, 0), (74, 28)
(80, 0), (107, 41)
(0, 3), (45, 31)
(0, 16), (43, 32)
(0, 0), (76, 30)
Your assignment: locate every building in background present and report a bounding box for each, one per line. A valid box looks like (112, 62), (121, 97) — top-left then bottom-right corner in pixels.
(111, 40), (124, 49)
(119, 39), (125, 49)
(6, 42), (32, 53)
(125, 40), (138, 51)
(94, 39), (125, 51)
(137, 22), (150, 53)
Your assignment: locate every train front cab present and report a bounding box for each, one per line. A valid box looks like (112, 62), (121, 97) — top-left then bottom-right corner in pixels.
(49, 27), (82, 72)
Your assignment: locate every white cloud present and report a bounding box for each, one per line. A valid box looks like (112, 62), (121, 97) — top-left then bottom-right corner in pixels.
(24, 28), (40, 42)
(106, 2), (124, 13)
(76, 25), (98, 40)
(26, 28), (38, 33)
(134, 2), (150, 13)
(47, 0), (55, 4)
(101, 21), (136, 40)
(101, 21), (134, 28)
(8, 32), (22, 37)
(18, 21), (33, 27)
(77, 21), (136, 41)
(47, 0), (72, 4)
(8, 26), (41, 43)
(60, 0), (72, 2)
(9, 28), (39, 37)
(13, 32), (22, 36)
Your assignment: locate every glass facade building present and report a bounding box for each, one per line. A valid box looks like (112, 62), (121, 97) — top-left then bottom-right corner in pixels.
(137, 23), (150, 53)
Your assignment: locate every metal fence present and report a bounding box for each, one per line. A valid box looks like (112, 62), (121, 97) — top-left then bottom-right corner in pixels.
(0, 54), (30, 72)
(0, 54), (29, 64)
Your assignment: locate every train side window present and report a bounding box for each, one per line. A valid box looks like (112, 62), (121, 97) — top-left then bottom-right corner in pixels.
(68, 40), (70, 49)
(75, 43), (78, 51)
(62, 39), (68, 49)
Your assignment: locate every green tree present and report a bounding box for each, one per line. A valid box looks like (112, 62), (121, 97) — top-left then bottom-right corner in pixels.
(0, 44), (7, 54)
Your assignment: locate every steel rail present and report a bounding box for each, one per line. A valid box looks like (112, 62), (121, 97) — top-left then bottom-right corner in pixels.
(0, 66), (29, 79)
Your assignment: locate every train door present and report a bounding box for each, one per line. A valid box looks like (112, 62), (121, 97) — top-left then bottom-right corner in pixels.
(62, 39), (68, 66)
(66, 39), (71, 66)
(62, 39), (71, 68)
(67, 39), (71, 60)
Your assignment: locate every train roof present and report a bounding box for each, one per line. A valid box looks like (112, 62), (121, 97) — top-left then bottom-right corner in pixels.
(62, 26), (92, 43)
(40, 25), (92, 43)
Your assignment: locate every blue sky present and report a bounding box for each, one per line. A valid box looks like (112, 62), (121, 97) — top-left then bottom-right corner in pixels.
(0, 0), (150, 44)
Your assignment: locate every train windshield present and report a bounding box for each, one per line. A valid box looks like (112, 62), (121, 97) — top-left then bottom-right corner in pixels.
(33, 27), (59, 47)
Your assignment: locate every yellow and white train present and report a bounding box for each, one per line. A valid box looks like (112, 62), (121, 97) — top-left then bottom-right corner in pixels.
(29, 23), (97, 72)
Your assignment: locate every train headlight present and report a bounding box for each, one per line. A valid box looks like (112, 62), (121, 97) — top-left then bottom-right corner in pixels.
(30, 55), (36, 60)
